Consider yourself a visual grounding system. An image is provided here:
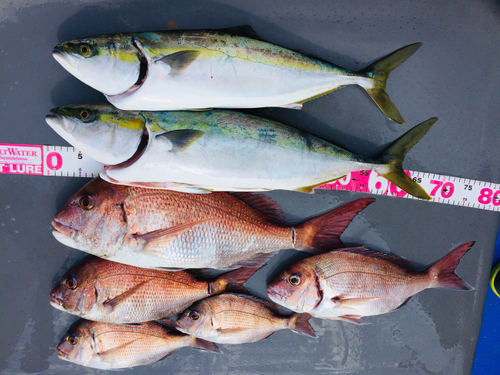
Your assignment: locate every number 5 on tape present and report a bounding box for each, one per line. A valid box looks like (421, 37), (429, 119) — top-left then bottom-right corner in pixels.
(0, 144), (103, 178)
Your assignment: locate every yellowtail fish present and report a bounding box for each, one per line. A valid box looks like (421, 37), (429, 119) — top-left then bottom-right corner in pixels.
(52, 25), (422, 123)
(50, 256), (259, 323)
(175, 293), (317, 344)
(51, 178), (373, 270)
(56, 319), (219, 369)
(45, 105), (434, 199)
(267, 242), (474, 324)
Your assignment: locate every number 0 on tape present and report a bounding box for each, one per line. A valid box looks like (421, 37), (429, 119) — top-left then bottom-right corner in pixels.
(1, 143), (499, 211)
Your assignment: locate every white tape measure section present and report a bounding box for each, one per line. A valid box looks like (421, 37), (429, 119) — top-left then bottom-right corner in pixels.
(1, 144), (499, 211)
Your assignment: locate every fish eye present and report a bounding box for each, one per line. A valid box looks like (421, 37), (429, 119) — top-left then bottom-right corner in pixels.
(188, 310), (200, 321)
(79, 110), (91, 121)
(79, 44), (92, 57)
(65, 276), (78, 290)
(288, 273), (301, 286)
(67, 333), (78, 345)
(79, 196), (94, 210)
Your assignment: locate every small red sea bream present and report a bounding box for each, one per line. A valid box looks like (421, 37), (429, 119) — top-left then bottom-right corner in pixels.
(56, 319), (219, 369)
(267, 242), (474, 323)
(175, 293), (317, 344)
(50, 256), (259, 323)
(51, 177), (374, 270)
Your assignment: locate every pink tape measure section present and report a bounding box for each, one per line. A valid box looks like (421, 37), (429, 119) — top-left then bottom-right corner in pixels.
(0, 144), (102, 178)
(1, 143), (499, 211)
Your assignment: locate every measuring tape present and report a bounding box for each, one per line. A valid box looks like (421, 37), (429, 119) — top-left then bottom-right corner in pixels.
(1, 143), (499, 211)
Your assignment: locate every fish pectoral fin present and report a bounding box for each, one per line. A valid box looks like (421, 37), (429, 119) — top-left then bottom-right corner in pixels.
(135, 218), (214, 250)
(332, 297), (385, 310)
(97, 339), (140, 362)
(158, 50), (201, 75)
(336, 315), (367, 325)
(228, 253), (275, 269)
(102, 281), (151, 314)
(156, 129), (205, 153)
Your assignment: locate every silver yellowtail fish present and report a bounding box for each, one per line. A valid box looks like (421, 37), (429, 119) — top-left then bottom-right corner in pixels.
(51, 178), (374, 270)
(52, 25), (421, 123)
(45, 105), (434, 199)
(267, 242), (474, 324)
(56, 319), (219, 369)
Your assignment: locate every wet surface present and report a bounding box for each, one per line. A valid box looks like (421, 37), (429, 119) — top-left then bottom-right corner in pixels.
(1, 1), (500, 374)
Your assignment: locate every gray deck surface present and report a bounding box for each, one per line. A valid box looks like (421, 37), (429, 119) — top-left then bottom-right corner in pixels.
(1, 1), (500, 374)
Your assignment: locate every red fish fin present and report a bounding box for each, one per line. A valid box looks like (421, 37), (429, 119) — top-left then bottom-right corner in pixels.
(228, 253), (275, 269)
(97, 339), (140, 361)
(289, 313), (318, 338)
(209, 267), (262, 294)
(293, 198), (375, 253)
(336, 315), (367, 325)
(339, 247), (418, 270)
(136, 219), (213, 249)
(333, 297), (385, 310)
(154, 318), (179, 329)
(191, 338), (221, 353)
(427, 242), (474, 290)
(230, 192), (286, 223)
(102, 280), (150, 314)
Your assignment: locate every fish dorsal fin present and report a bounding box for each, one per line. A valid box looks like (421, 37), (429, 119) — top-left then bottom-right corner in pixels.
(230, 193), (285, 223)
(158, 50), (201, 75)
(156, 129), (205, 153)
(227, 293), (287, 315)
(102, 280), (151, 314)
(217, 25), (265, 42)
(339, 247), (418, 271)
(135, 219), (214, 250)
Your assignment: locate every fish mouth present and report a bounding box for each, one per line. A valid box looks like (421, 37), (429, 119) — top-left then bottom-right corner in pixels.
(52, 219), (79, 249)
(51, 219), (74, 238)
(49, 292), (66, 309)
(56, 346), (68, 360)
(267, 285), (285, 302)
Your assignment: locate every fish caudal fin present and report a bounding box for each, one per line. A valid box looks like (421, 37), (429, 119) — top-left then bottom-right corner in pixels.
(363, 43), (423, 124)
(427, 242), (474, 290)
(374, 118), (437, 200)
(289, 313), (318, 338)
(209, 266), (262, 294)
(293, 198), (374, 253)
(191, 337), (222, 353)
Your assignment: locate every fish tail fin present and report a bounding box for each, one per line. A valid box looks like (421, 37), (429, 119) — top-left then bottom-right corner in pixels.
(373, 117), (437, 200)
(209, 266), (262, 294)
(363, 43), (423, 124)
(289, 313), (318, 338)
(427, 242), (475, 290)
(293, 198), (374, 253)
(191, 337), (222, 353)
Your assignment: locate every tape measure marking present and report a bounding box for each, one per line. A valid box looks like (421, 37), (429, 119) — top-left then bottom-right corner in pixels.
(1, 143), (499, 211)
